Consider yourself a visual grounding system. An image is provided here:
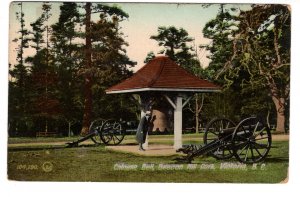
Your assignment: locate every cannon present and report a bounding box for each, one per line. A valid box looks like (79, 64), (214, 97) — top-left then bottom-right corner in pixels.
(66, 119), (126, 147)
(176, 116), (272, 164)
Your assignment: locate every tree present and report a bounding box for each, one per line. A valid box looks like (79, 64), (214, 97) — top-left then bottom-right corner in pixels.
(199, 5), (262, 132)
(27, 49), (60, 134)
(51, 2), (81, 136)
(223, 5), (290, 133)
(201, 4), (239, 82)
(80, 2), (93, 135)
(9, 2), (31, 135)
(144, 51), (155, 63)
(150, 26), (196, 71)
(200, 5), (271, 126)
(30, 15), (44, 52)
(90, 11), (136, 121)
(80, 3), (133, 135)
(25, 2), (62, 134)
(9, 2), (137, 136)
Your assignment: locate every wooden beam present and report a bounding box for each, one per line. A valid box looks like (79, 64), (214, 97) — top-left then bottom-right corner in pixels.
(164, 95), (176, 109)
(182, 96), (192, 108)
(106, 87), (220, 94)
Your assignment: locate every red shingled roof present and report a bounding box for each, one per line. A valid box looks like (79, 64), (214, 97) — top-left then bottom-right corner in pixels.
(106, 56), (220, 94)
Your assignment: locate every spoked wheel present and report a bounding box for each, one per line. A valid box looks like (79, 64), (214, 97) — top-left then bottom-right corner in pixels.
(89, 119), (105, 145)
(232, 117), (272, 164)
(204, 118), (236, 160)
(100, 120), (125, 145)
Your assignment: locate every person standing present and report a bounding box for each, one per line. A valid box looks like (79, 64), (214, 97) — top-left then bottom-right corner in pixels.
(136, 111), (153, 151)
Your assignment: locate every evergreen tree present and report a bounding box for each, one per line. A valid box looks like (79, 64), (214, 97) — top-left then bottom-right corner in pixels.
(91, 9), (136, 120)
(79, 3), (134, 135)
(201, 4), (238, 82)
(9, 2), (31, 135)
(25, 2), (61, 134)
(30, 16), (44, 52)
(150, 26), (196, 71)
(200, 5), (252, 125)
(51, 2), (81, 136)
(144, 51), (155, 63)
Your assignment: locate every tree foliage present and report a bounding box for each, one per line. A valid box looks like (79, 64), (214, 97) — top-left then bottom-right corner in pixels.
(9, 2), (31, 136)
(150, 26), (197, 72)
(8, 3), (290, 136)
(201, 5), (239, 82)
(144, 51), (155, 63)
(9, 2), (137, 136)
(203, 4), (290, 132)
(78, 2), (136, 135)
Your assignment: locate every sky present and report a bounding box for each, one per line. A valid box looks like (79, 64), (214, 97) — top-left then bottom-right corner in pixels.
(8, 2), (251, 71)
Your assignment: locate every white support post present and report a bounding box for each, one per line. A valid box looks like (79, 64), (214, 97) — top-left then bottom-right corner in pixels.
(164, 94), (185, 150)
(174, 96), (183, 149)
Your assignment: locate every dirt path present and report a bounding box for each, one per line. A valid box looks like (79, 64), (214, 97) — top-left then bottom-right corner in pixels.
(271, 134), (289, 141)
(106, 134), (289, 156)
(106, 144), (180, 156)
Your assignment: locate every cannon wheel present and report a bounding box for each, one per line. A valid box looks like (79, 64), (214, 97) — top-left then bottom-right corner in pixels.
(89, 119), (106, 145)
(231, 117), (272, 164)
(203, 118), (236, 160)
(100, 119), (125, 145)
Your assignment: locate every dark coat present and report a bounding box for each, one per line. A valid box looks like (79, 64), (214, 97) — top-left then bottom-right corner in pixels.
(136, 115), (151, 144)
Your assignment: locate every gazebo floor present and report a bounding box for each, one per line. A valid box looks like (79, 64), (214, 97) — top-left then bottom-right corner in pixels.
(106, 144), (182, 156)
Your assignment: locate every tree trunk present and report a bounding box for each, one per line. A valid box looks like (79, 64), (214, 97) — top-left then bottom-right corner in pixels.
(266, 108), (270, 128)
(272, 96), (285, 133)
(80, 2), (92, 135)
(68, 121), (71, 137)
(195, 96), (199, 133)
(195, 94), (204, 133)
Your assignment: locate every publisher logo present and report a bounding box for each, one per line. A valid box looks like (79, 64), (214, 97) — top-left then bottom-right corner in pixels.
(42, 161), (53, 172)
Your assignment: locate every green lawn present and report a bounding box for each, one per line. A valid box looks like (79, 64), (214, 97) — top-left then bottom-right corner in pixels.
(7, 136), (288, 183)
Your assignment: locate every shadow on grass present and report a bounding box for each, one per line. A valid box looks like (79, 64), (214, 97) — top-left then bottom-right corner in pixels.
(112, 143), (137, 146)
(7, 144), (104, 152)
(263, 156), (289, 163)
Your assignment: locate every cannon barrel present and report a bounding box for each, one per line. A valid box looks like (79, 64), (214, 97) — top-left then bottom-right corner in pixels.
(220, 123), (264, 134)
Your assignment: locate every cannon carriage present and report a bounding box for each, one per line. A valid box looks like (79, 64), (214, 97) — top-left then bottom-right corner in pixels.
(177, 116), (272, 164)
(66, 119), (126, 147)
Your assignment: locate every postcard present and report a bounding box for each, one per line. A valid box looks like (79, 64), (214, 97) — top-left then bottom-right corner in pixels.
(7, 1), (289, 184)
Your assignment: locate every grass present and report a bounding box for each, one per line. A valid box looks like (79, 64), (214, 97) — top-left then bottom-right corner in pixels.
(7, 135), (289, 183)
(8, 136), (81, 144)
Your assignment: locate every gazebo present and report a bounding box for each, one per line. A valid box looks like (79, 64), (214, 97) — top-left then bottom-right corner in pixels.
(106, 56), (220, 149)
